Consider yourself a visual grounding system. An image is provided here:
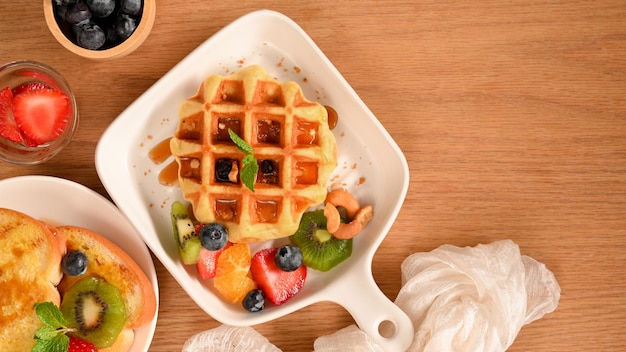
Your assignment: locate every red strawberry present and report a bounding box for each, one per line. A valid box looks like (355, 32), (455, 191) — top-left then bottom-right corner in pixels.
(18, 69), (61, 90)
(197, 241), (233, 280)
(68, 336), (98, 352)
(0, 87), (23, 143)
(12, 88), (70, 145)
(11, 82), (52, 96)
(250, 247), (307, 305)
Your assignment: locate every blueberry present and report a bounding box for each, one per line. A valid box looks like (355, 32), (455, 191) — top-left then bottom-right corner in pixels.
(55, 0), (79, 6)
(242, 289), (265, 312)
(75, 21), (106, 50)
(120, 0), (143, 16)
(65, 1), (91, 25)
(85, 0), (115, 18)
(260, 159), (274, 174)
(199, 223), (229, 250)
(114, 13), (137, 41)
(274, 245), (303, 272)
(215, 159), (236, 183)
(62, 250), (88, 276)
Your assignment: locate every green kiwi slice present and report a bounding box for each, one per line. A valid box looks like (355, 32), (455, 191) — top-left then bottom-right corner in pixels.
(289, 209), (353, 272)
(171, 201), (202, 265)
(60, 276), (126, 348)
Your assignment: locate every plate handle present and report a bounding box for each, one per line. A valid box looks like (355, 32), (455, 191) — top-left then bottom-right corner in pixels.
(329, 266), (414, 352)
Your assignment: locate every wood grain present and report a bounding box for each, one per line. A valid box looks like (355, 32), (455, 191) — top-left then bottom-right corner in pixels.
(1, 1), (625, 351)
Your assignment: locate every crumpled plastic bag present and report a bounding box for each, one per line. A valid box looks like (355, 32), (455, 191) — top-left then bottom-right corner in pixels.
(314, 239), (560, 352)
(181, 325), (281, 352)
(313, 325), (384, 352)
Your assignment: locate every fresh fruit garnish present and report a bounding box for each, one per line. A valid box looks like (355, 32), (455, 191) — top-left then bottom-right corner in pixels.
(250, 247), (307, 306)
(68, 336), (98, 352)
(32, 302), (99, 352)
(242, 289), (265, 312)
(213, 243), (257, 304)
(274, 245), (303, 272)
(60, 276), (126, 348)
(62, 250), (88, 276)
(289, 210), (353, 272)
(228, 128), (258, 192)
(0, 87), (23, 143)
(171, 201), (202, 265)
(199, 223), (229, 250)
(13, 88), (70, 145)
(197, 241), (233, 280)
(33, 301), (71, 352)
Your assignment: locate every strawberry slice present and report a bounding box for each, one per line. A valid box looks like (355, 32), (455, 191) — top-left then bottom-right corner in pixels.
(12, 82), (52, 96)
(250, 247), (307, 305)
(13, 88), (70, 145)
(0, 87), (23, 143)
(197, 241), (233, 280)
(18, 69), (61, 91)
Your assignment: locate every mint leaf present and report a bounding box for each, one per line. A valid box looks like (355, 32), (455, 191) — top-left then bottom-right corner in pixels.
(32, 333), (69, 352)
(228, 129), (254, 154)
(228, 129), (258, 192)
(241, 155), (259, 192)
(34, 325), (61, 340)
(32, 302), (70, 352)
(34, 302), (67, 328)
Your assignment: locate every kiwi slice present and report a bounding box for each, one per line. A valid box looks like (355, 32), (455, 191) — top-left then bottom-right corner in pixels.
(171, 201), (202, 264)
(60, 276), (126, 348)
(289, 209), (353, 272)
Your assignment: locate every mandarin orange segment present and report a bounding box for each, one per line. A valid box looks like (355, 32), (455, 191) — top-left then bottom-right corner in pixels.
(213, 243), (256, 303)
(214, 273), (257, 304)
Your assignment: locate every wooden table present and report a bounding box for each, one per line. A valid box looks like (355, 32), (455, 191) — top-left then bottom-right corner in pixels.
(1, 1), (625, 351)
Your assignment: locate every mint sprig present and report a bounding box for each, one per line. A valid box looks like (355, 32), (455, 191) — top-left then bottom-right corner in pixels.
(32, 302), (73, 352)
(228, 129), (258, 192)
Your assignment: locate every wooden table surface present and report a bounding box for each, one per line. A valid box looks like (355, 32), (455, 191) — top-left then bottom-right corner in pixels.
(1, 1), (625, 351)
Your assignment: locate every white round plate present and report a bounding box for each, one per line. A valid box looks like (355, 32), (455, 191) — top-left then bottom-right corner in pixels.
(0, 175), (158, 352)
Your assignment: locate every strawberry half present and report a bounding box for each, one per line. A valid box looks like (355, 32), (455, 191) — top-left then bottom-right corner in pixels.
(68, 336), (98, 352)
(250, 247), (307, 306)
(197, 241), (233, 280)
(0, 87), (23, 143)
(13, 88), (70, 145)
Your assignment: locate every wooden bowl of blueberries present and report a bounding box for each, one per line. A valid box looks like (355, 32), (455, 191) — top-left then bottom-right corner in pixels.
(44, 0), (155, 60)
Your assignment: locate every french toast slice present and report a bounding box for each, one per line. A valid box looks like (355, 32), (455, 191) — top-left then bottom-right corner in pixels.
(0, 208), (66, 351)
(56, 225), (157, 330)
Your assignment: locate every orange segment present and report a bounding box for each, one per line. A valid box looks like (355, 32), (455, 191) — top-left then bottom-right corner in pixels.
(214, 273), (257, 304)
(213, 243), (256, 303)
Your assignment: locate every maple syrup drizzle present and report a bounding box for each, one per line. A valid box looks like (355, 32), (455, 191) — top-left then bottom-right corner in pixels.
(149, 137), (179, 186)
(148, 137), (172, 164)
(325, 106), (338, 130)
(158, 161), (179, 186)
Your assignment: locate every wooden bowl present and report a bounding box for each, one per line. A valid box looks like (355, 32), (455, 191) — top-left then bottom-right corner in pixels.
(43, 0), (156, 60)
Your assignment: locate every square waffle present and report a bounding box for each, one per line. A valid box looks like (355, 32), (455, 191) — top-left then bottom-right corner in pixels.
(170, 65), (338, 243)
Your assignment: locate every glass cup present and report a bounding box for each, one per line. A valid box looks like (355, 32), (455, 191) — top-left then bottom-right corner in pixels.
(0, 60), (79, 165)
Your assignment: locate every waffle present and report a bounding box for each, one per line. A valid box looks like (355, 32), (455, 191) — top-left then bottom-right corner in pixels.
(170, 65), (338, 243)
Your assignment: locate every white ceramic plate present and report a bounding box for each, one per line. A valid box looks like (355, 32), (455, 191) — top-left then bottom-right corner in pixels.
(96, 9), (411, 351)
(0, 176), (158, 352)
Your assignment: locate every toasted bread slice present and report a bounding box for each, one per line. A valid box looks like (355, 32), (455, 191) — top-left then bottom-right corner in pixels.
(0, 208), (66, 351)
(56, 226), (157, 329)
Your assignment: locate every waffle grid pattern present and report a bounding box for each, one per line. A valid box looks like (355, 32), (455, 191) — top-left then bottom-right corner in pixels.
(170, 66), (337, 243)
